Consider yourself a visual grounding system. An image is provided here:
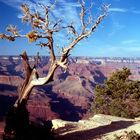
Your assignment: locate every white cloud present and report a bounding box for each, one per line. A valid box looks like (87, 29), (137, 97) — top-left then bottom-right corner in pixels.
(0, 0), (81, 36)
(0, 0), (81, 30)
(108, 7), (140, 15)
(109, 8), (127, 13)
(0, 0), (107, 55)
(121, 40), (138, 45)
(0, 0), (80, 23)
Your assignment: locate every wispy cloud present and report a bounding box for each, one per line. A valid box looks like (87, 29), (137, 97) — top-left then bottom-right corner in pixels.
(109, 8), (127, 13)
(1, 1), (81, 33)
(126, 46), (140, 52)
(109, 21), (125, 37)
(108, 7), (140, 15)
(121, 39), (138, 45)
(97, 44), (140, 57)
(132, 10), (140, 14)
(0, 0), (81, 28)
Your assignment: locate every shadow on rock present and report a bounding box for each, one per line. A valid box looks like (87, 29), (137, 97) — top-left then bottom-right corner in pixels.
(38, 85), (87, 122)
(56, 120), (134, 140)
(0, 95), (17, 119)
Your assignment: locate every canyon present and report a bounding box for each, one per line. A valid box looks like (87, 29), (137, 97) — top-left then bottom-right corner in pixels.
(0, 56), (140, 122)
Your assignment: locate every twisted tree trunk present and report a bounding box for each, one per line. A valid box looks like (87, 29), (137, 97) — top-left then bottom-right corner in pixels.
(0, 1), (109, 139)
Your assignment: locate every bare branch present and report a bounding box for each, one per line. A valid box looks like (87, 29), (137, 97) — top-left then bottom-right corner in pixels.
(45, 7), (49, 28)
(47, 32), (56, 64)
(90, 5), (109, 33)
(34, 11), (45, 23)
(0, 31), (51, 43)
(21, 4), (34, 23)
(57, 4), (109, 70)
(67, 23), (78, 36)
(34, 52), (40, 68)
(53, 19), (61, 28)
(1, 1), (109, 108)
(31, 63), (58, 86)
(6, 25), (20, 36)
(84, 1), (94, 14)
(36, 42), (49, 48)
(85, 15), (93, 27)
(19, 52), (32, 94)
(32, 19), (43, 29)
(0, 33), (26, 41)
(57, 59), (68, 72)
(14, 52), (32, 106)
(21, 4), (30, 14)
(17, 68), (38, 104)
(80, 0), (86, 33)
(52, 19), (62, 31)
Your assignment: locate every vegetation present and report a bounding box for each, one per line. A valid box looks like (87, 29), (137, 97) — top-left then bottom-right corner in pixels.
(93, 68), (140, 118)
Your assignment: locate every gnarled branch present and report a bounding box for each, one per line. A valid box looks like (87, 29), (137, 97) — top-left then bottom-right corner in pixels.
(1, 1), (109, 108)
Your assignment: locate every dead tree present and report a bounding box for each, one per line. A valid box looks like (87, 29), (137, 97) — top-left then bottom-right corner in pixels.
(0, 0), (109, 139)
(0, 1), (109, 106)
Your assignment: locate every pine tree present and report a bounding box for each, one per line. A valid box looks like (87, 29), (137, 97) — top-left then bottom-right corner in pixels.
(93, 68), (140, 118)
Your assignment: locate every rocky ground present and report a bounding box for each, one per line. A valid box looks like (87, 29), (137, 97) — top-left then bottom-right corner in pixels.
(0, 114), (140, 140)
(52, 114), (140, 140)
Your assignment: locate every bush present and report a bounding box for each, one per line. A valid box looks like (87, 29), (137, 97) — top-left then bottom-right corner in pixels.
(92, 68), (140, 118)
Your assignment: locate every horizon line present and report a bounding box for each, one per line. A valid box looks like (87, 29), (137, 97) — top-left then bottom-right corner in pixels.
(1, 55), (140, 59)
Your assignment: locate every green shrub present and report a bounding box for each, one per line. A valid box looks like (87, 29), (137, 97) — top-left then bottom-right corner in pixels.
(92, 68), (140, 118)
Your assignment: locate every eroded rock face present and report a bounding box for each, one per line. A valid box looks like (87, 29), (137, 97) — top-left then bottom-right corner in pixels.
(0, 76), (23, 86)
(1, 56), (140, 121)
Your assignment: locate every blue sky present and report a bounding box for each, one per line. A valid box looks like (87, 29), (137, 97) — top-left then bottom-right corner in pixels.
(0, 0), (140, 57)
